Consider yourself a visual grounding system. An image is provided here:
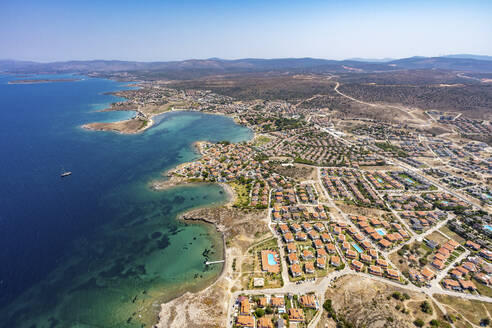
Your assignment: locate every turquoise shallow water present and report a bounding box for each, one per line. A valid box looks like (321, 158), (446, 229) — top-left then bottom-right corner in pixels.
(0, 74), (252, 327)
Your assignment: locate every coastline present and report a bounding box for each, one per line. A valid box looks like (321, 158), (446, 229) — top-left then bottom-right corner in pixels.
(82, 78), (255, 327)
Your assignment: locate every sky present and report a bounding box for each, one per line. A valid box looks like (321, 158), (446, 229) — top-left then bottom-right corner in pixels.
(1, 0), (491, 62)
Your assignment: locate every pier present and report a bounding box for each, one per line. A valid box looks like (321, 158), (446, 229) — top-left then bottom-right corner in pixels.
(205, 260), (225, 265)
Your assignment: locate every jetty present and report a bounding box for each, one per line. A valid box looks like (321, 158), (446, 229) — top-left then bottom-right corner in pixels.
(205, 260), (225, 265)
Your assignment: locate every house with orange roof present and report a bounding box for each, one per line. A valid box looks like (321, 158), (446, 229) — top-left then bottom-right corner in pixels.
(301, 222), (313, 232)
(302, 249), (315, 260)
(283, 233), (294, 243)
(376, 258), (388, 268)
(378, 239), (391, 248)
(331, 256), (341, 267)
(257, 317), (273, 328)
(240, 298), (251, 315)
(361, 254), (372, 264)
(290, 264), (302, 277)
(290, 223), (302, 233)
(236, 315), (254, 328)
(466, 240), (481, 251)
(480, 249), (492, 261)
(450, 269), (463, 279)
(317, 248), (327, 258)
(463, 262), (477, 272)
(421, 267), (435, 280)
(279, 224), (289, 234)
(474, 273), (490, 285)
(442, 279), (461, 290)
(321, 233), (331, 243)
(313, 239), (323, 249)
(271, 297), (285, 308)
(351, 260), (364, 272)
(456, 265), (469, 275)
(325, 243), (336, 254)
(258, 297), (267, 308)
(314, 222), (325, 232)
(299, 294), (317, 309)
(434, 252), (447, 262)
(354, 233), (365, 242)
(361, 240), (372, 250)
(287, 242), (297, 253)
(308, 230), (320, 240)
(459, 279), (477, 291)
(385, 234), (397, 243)
(370, 218), (381, 226)
(370, 232), (383, 241)
(386, 269), (399, 280)
(316, 257), (326, 269)
(363, 248), (375, 258)
(447, 239), (459, 249)
(346, 249), (357, 259)
(305, 261), (315, 274)
(442, 243), (455, 253)
(288, 308), (305, 322)
(369, 265), (382, 276)
(295, 232), (307, 241)
(288, 253), (299, 265)
(431, 259), (445, 270)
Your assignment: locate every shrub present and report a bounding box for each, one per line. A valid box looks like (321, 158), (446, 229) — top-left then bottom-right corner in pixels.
(420, 300), (433, 314)
(414, 318), (425, 327)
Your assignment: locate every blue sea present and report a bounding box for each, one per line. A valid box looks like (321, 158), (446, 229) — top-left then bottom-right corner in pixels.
(0, 74), (252, 327)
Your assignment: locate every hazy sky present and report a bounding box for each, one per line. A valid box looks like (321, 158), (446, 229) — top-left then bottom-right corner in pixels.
(1, 0), (491, 62)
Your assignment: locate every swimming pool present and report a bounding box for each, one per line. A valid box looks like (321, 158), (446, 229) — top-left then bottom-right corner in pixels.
(376, 177), (384, 184)
(404, 177), (415, 184)
(484, 225), (492, 233)
(352, 243), (363, 253)
(375, 228), (386, 236)
(267, 253), (278, 265)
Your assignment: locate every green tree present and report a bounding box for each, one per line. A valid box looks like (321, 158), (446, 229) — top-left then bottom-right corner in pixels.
(255, 308), (265, 317)
(414, 318), (425, 327)
(420, 301), (432, 314)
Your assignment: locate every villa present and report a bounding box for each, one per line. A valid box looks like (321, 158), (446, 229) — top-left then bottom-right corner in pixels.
(316, 257), (326, 269)
(305, 261), (315, 274)
(288, 308), (305, 323)
(240, 298), (251, 315)
(299, 294), (317, 308)
(288, 253), (299, 265)
(331, 256), (341, 267)
(287, 242), (297, 253)
(236, 315), (255, 328)
(290, 264), (302, 277)
(261, 250), (280, 273)
(257, 317), (274, 328)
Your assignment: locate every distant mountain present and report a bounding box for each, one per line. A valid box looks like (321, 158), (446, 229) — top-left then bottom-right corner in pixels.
(443, 54), (492, 61)
(347, 58), (395, 63)
(2, 55), (492, 77)
(387, 56), (492, 71)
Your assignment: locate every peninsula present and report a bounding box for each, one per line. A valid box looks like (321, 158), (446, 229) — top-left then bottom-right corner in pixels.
(8, 78), (81, 84)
